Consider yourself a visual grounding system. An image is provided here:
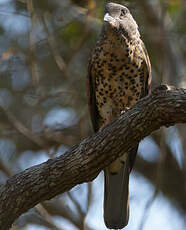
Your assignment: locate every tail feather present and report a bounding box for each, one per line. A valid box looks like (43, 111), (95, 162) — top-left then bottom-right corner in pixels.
(104, 158), (130, 229)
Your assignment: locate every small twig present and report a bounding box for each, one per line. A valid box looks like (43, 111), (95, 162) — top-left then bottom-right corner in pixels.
(83, 182), (93, 230)
(67, 191), (85, 219)
(87, 183), (92, 213)
(39, 12), (66, 72)
(35, 203), (64, 230)
(138, 189), (158, 230)
(138, 128), (167, 230)
(136, 0), (181, 86)
(0, 107), (50, 149)
(27, 0), (39, 88)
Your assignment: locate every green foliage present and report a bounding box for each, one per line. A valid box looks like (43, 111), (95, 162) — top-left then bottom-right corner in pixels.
(60, 22), (85, 49)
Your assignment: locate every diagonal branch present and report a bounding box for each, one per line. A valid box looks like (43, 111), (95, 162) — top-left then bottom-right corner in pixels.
(0, 85), (186, 230)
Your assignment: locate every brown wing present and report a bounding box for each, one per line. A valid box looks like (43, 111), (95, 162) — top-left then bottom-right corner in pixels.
(86, 57), (99, 132)
(140, 40), (152, 97)
(129, 41), (151, 170)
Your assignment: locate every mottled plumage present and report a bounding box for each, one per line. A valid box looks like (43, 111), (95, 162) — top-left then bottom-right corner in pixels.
(87, 2), (151, 229)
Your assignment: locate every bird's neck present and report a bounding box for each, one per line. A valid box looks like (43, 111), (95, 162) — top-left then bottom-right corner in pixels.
(100, 31), (133, 50)
(100, 24), (140, 47)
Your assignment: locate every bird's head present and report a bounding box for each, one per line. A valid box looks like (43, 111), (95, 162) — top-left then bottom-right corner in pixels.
(103, 2), (139, 40)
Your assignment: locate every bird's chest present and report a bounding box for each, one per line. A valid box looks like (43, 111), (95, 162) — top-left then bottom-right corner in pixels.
(93, 43), (144, 121)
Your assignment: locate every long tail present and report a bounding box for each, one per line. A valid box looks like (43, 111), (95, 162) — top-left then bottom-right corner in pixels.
(104, 158), (130, 229)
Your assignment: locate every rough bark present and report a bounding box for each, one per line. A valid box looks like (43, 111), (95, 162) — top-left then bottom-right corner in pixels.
(0, 85), (186, 230)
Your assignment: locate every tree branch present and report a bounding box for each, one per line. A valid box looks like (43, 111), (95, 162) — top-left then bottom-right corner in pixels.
(0, 85), (186, 230)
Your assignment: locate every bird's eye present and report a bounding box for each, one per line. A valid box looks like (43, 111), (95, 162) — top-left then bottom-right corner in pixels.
(120, 9), (128, 17)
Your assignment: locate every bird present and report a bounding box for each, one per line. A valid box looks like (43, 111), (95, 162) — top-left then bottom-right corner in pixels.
(87, 2), (151, 229)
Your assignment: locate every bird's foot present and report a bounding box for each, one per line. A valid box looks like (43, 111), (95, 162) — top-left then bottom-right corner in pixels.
(120, 107), (130, 115)
(99, 114), (111, 131)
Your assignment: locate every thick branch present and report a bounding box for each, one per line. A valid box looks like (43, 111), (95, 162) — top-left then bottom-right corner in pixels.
(0, 85), (186, 230)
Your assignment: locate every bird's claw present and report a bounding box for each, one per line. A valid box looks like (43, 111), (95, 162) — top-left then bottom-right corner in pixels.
(120, 107), (130, 115)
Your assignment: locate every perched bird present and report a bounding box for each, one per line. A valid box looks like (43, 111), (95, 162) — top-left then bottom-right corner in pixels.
(87, 2), (151, 229)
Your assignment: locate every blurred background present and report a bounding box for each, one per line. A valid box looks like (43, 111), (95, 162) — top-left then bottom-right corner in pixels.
(0, 0), (186, 229)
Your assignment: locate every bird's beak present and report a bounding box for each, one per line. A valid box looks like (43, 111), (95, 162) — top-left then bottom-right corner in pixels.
(104, 13), (118, 27)
(104, 13), (114, 22)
